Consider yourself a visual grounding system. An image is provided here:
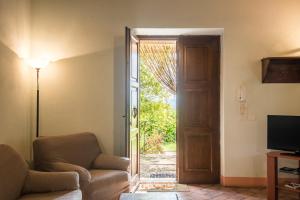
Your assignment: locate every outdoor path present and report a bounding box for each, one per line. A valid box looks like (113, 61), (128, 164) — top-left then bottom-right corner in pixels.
(140, 152), (176, 179)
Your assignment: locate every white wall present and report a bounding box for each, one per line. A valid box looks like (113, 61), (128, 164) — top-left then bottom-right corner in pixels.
(0, 0), (32, 159)
(30, 0), (300, 178)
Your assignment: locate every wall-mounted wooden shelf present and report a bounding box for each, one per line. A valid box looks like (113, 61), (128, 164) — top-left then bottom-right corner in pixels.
(262, 57), (300, 83)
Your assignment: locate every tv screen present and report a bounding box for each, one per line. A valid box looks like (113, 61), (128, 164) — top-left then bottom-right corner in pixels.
(267, 115), (300, 153)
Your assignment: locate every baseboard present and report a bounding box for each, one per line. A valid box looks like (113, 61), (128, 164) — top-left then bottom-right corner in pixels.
(221, 176), (267, 187)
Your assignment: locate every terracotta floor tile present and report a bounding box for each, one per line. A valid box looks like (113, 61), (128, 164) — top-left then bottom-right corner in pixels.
(177, 185), (267, 200)
(133, 184), (299, 200)
(177, 184), (300, 200)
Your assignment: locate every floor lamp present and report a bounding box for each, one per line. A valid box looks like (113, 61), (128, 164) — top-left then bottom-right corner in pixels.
(28, 59), (49, 138)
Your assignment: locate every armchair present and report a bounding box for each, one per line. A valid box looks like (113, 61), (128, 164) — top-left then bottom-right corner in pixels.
(0, 144), (82, 200)
(33, 132), (130, 200)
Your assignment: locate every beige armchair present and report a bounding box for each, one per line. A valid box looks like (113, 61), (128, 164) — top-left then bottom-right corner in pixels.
(0, 144), (82, 200)
(33, 132), (130, 200)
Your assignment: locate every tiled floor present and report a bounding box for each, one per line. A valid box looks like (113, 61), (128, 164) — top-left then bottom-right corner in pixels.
(176, 184), (298, 200)
(135, 184), (299, 200)
(177, 185), (265, 200)
(136, 182), (299, 199)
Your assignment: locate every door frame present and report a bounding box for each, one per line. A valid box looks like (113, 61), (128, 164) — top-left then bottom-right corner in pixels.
(126, 33), (222, 183)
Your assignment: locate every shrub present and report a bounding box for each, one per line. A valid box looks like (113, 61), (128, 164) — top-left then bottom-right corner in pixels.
(143, 132), (164, 154)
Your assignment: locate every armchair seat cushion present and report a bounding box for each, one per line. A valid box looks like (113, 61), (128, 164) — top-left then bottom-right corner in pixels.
(19, 190), (82, 200)
(85, 170), (129, 200)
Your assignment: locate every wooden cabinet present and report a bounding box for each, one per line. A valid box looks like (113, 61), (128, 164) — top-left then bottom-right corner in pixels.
(267, 151), (300, 200)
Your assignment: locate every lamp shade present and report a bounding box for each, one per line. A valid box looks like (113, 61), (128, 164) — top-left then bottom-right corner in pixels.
(27, 58), (50, 69)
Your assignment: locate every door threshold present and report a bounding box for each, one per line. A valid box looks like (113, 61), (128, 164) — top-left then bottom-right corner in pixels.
(140, 178), (177, 183)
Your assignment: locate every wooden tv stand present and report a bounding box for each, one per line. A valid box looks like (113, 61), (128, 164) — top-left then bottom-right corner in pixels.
(267, 151), (300, 200)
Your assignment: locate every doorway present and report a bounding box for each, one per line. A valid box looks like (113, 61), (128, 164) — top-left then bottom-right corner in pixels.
(139, 39), (177, 182)
(125, 28), (221, 185)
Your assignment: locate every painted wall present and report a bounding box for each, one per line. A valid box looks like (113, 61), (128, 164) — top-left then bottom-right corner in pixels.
(0, 0), (32, 159)
(30, 0), (300, 178)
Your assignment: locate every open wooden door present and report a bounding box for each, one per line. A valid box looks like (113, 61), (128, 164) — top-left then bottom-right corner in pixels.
(177, 36), (220, 183)
(125, 27), (140, 187)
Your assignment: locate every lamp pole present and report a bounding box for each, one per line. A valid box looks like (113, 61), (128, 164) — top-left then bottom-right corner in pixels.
(26, 58), (49, 137)
(36, 68), (40, 138)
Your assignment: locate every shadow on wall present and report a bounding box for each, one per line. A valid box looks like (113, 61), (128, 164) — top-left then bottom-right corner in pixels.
(0, 39), (32, 159)
(37, 34), (127, 156)
(38, 49), (114, 154)
(0, 0), (31, 59)
(276, 48), (300, 56)
(30, 0), (117, 63)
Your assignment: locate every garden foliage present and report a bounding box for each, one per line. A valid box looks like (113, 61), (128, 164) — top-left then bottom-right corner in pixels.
(140, 62), (176, 154)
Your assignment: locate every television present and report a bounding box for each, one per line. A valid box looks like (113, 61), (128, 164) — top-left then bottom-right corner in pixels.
(267, 115), (300, 154)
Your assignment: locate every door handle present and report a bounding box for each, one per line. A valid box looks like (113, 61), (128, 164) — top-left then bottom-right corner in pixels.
(133, 107), (138, 118)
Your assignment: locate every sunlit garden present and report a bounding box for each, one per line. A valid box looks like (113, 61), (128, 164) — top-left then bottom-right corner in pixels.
(140, 64), (176, 154)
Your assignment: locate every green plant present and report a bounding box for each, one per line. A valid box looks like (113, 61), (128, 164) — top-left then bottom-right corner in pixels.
(143, 132), (164, 154)
(162, 143), (176, 152)
(140, 61), (176, 154)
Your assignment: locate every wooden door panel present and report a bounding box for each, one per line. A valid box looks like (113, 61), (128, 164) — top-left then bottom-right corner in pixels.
(183, 90), (210, 127)
(130, 132), (138, 176)
(125, 27), (140, 186)
(178, 36), (220, 184)
(184, 133), (211, 171)
(130, 87), (138, 128)
(131, 38), (138, 80)
(130, 86), (139, 178)
(184, 47), (209, 82)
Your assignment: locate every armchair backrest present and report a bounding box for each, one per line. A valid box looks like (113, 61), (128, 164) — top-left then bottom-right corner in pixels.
(0, 144), (28, 200)
(33, 132), (101, 170)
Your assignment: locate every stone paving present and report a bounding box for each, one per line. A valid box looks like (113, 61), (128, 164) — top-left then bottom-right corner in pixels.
(140, 152), (176, 180)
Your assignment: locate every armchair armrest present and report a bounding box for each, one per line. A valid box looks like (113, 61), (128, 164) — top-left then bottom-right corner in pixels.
(23, 170), (79, 194)
(50, 162), (91, 189)
(92, 154), (130, 171)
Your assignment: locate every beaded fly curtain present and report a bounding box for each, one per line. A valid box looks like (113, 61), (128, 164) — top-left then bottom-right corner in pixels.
(140, 40), (176, 94)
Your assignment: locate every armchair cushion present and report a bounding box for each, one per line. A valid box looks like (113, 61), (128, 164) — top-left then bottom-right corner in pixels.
(33, 132), (101, 169)
(50, 162), (91, 189)
(19, 190), (82, 200)
(22, 170), (79, 194)
(92, 154), (130, 171)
